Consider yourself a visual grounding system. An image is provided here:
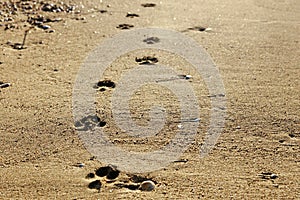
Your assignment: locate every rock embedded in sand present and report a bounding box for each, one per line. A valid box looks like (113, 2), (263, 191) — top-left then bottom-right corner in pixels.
(139, 180), (155, 191)
(0, 82), (11, 88)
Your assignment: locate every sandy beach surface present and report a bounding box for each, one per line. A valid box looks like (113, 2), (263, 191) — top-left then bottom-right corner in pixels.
(0, 0), (299, 199)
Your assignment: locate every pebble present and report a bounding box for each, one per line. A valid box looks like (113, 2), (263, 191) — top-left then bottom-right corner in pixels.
(78, 163), (85, 168)
(185, 75), (192, 79)
(270, 174), (278, 179)
(0, 83), (11, 88)
(39, 24), (51, 30)
(139, 180), (155, 191)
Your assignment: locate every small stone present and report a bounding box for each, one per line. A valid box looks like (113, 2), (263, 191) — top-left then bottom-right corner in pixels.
(0, 83), (11, 88)
(270, 174), (278, 179)
(39, 24), (51, 30)
(78, 163), (85, 168)
(139, 180), (155, 191)
(185, 75), (192, 79)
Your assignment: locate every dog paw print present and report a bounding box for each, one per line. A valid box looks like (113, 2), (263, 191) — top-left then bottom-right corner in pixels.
(74, 115), (106, 131)
(141, 3), (156, 7)
(86, 165), (120, 191)
(143, 37), (160, 44)
(85, 166), (157, 192)
(94, 79), (115, 92)
(135, 56), (158, 65)
(126, 12), (139, 18)
(116, 24), (134, 30)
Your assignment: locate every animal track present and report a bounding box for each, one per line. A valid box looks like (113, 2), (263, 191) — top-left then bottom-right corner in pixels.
(143, 37), (160, 44)
(116, 24), (134, 30)
(88, 180), (102, 190)
(74, 115), (106, 131)
(135, 56), (158, 65)
(85, 166), (156, 192)
(126, 13), (139, 18)
(141, 3), (156, 7)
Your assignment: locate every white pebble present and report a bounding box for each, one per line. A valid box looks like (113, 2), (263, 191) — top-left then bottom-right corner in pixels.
(185, 75), (192, 79)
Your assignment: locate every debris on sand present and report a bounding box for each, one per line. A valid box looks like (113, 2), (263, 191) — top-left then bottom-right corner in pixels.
(0, 1), (82, 31)
(178, 74), (192, 80)
(258, 172), (278, 180)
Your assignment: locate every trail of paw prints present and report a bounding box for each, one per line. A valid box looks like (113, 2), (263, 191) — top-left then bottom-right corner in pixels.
(85, 165), (156, 192)
(74, 79), (116, 130)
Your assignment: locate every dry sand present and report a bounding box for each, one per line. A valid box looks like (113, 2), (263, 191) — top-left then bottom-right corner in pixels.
(0, 0), (299, 199)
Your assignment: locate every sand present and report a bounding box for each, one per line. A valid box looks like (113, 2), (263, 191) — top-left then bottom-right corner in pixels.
(0, 0), (299, 199)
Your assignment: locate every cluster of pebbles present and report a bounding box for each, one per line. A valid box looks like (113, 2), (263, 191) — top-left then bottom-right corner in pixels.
(86, 165), (156, 192)
(0, 1), (82, 31)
